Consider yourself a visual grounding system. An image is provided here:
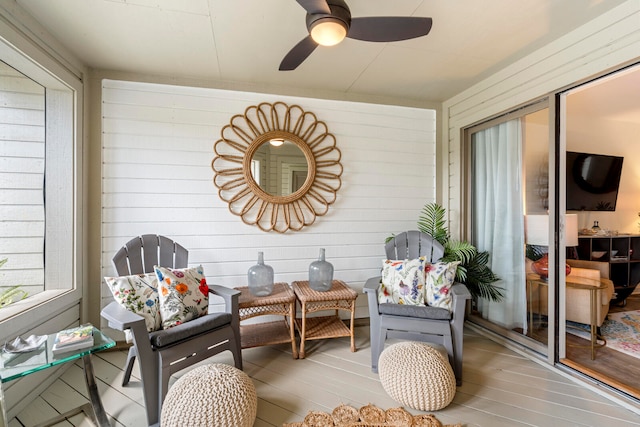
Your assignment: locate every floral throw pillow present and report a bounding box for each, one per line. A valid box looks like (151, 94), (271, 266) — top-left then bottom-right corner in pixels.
(104, 273), (162, 332)
(378, 257), (427, 305)
(424, 261), (460, 311)
(155, 265), (209, 329)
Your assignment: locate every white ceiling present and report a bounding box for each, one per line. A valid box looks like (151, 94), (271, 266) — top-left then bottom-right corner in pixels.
(14, 0), (630, 104)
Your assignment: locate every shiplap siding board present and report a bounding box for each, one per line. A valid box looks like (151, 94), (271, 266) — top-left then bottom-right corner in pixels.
(442, 1), (640, 236)
(101, 80), (436, 327)
(0, 63), (45, 296)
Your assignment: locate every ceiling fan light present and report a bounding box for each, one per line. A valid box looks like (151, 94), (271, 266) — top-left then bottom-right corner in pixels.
(269, 138), (285, 147)
(310, 18), (347, 46)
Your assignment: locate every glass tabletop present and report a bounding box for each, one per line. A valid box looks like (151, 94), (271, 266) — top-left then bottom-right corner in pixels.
(0, 326), (115, 383)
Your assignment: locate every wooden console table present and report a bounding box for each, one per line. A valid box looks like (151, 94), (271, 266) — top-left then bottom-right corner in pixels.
(526, 273), (607, 360)
(235, 282), (298, 358)
(291, 280), (357, 358)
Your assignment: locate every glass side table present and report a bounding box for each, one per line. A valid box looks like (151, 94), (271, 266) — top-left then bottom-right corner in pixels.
(1, 326), (115, 427)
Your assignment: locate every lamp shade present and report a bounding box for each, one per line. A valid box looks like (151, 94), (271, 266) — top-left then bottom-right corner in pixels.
(565, 213), (579, 247)
(525, 215), (549, 246)
(525, 213), (579, 247)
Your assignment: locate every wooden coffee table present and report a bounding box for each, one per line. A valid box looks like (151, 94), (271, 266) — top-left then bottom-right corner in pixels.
(235, 282), (298, 358)
(291, 280), (358, 358)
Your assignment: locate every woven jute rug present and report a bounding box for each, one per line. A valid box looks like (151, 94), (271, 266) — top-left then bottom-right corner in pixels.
(283, 403), (462, 427)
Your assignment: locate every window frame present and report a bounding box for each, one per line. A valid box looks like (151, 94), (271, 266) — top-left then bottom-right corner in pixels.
(0, 20), (83, 334)
(462, 98), (555, 358)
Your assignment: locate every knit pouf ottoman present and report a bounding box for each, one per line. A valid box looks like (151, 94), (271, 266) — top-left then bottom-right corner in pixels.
(161, 363), (257, 427)
(378, 341), (456, 411)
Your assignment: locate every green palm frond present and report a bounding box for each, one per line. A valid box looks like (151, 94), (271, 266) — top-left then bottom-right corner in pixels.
(414, 202), (503, 302)
(444, 240), (476, 265)
(526, 244), (546, 261)
(453, 264), (468, 284)
(463, 251), (504, 301)
(417, 203), (448, 245)
(0, 286), (28, 308)
(0, 258), (27, 309)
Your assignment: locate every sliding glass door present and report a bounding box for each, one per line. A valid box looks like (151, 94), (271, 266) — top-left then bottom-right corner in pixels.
(465, 63), (640, 402)
(465, 102), (553, 356)
(558, 64), (640, 400)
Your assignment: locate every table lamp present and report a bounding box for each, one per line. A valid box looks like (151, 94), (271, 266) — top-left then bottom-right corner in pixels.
(525, 214), (578, 280)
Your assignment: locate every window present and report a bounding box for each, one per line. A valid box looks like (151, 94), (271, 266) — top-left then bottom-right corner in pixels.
(251, 159), (260, 186)
(0, 35), (80, 324)
(0, 61), (45, 303)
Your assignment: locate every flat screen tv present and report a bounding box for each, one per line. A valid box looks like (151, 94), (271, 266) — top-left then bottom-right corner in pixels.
(566, 151), (624, 211)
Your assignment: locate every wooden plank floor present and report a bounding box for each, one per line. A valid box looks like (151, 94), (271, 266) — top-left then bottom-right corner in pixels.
(523, 294), (640, 398)
(7, 326), (640, 427)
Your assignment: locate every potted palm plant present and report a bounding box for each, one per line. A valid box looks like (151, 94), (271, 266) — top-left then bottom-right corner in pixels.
(417, 203), (504, 302)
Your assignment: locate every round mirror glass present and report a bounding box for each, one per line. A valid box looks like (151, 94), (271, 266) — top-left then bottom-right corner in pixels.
(250, 139), (309, 196)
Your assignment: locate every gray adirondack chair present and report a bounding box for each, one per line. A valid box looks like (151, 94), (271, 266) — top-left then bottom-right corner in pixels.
(363, 230), (470, 385)
(101, 234), (242, 426)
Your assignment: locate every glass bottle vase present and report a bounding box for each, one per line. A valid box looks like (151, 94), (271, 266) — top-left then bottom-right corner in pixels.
(248, 251), (274, 296)
(309, 248), (333, 292)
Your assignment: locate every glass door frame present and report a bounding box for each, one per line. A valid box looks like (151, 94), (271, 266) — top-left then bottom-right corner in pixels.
(463, 97), (569, 365)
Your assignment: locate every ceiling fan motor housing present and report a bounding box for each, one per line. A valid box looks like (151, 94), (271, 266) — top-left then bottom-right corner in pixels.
(305, 0), (351, 33)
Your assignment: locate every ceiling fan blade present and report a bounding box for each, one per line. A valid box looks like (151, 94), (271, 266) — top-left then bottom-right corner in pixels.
(295, 0), (331, 15)
(348, 17), (433, 42)
(279, 35), (319, 71)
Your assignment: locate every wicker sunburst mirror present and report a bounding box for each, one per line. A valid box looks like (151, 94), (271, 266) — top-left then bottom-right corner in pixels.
(212, 102), (342, 232)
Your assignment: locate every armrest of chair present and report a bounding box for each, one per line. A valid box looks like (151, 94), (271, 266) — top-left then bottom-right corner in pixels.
(450, 282), (470, 322)
(451, 282), (471, 300)
(208, 285), (240, 311)
(101, 301), (146, 331)
(363, 276), (381, 318)
(101, 301), (153, 355)
(208, 285), (240, 329)
(600, 278), (615, 305)
(363, 276), (381, 294)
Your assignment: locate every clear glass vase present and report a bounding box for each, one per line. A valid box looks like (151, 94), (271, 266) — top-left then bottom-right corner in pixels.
(248, 252), (274, 296)
(309, 248), (333, 292)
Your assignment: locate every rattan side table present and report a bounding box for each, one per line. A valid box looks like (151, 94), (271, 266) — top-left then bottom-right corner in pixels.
(292, 280), (358, 358)
(234, 282), (298, 358)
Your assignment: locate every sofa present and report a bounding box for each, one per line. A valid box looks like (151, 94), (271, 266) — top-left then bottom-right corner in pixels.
(565, 259), (614, 328)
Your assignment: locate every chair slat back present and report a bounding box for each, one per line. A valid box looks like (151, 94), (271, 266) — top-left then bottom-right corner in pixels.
(385, 230), (444, 261)
(112, 234), (188, 275)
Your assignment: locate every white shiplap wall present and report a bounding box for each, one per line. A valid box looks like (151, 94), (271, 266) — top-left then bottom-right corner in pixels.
(0, 62), (45, 297)
(101, 79), (436, 321)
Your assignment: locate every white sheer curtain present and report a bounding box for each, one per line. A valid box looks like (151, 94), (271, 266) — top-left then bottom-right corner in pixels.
(472, 120), (527, 331)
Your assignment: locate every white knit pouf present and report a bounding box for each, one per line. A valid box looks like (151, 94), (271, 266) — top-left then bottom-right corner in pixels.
(378, 341), (456, 411)
(161, 363), (257, 427)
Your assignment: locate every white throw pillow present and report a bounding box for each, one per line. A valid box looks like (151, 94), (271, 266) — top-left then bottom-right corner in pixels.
(104, 273), (162, 332)
(424, 261), (460, 310)
(378, 257), (427, 305)
(155, 265), (209, 329)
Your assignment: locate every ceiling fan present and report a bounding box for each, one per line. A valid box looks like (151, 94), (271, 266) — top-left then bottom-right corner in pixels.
(279, 0), (433, 71)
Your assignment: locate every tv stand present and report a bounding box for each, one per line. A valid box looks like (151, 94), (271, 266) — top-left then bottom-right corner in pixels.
(576, 234), (640, 305)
